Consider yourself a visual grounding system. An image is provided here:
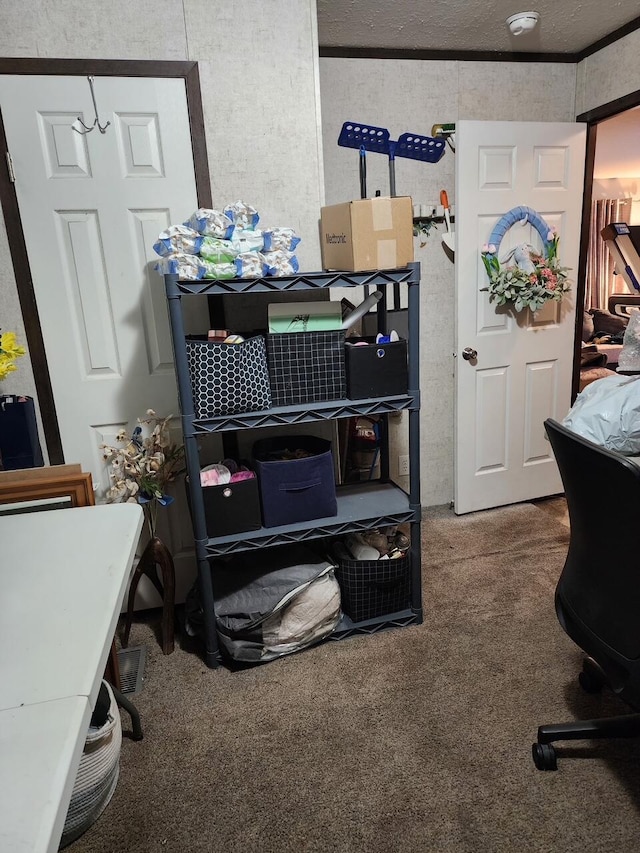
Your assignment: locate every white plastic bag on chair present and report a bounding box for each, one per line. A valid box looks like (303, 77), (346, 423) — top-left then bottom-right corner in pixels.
(562, 373), (640, 454)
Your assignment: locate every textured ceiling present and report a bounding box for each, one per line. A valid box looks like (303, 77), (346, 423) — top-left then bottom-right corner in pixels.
(317, 0), (640, 54)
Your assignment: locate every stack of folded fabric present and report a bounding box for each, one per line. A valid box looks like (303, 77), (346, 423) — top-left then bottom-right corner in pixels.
(153, 200), (300, 280)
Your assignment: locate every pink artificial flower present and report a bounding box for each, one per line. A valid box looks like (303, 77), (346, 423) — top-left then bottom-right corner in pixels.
(482, 243), (490, 253)
(542, 268), (553, 278)
(547, 228), (557, 240)
(546, 281), (557, 290)
(488, 244), (496, 254)
(529, 274), (538, 284)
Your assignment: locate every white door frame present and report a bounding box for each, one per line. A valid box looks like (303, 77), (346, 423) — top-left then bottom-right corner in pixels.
(0, 58), (212, 465)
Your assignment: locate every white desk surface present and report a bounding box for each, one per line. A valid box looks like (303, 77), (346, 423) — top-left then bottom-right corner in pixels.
(0, 503), (143, 712)
(0, 697), (91, 853)
(0, 502), (143, 853)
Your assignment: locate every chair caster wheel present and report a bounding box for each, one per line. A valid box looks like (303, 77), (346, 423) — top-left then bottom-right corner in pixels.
(532, 742), (558, 771)
(579, 667), (603, 694)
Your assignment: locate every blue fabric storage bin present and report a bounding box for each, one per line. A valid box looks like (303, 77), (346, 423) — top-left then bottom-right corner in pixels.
(252, 435), (337, 528)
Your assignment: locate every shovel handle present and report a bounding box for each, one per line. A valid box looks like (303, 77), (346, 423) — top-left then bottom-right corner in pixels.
(440, 189), (449, 209)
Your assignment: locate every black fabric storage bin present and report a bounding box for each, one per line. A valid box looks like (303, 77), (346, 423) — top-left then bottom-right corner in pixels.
(266, 330), (346, 406)
(345, 338), (408, 399)
(336, 552), (411, 622)
(187, 476), (262, 538)
(252, 435), (337, 528)
(185, 335), (271, 419)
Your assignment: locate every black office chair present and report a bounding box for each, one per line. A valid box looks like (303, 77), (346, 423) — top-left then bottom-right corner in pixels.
(532, 418), (640, 770)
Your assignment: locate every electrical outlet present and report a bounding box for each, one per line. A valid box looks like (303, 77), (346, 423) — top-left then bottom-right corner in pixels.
(398, 455), (410, 477)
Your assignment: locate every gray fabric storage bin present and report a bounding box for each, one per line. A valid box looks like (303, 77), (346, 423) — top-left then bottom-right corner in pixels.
(252, 435), (337, 528)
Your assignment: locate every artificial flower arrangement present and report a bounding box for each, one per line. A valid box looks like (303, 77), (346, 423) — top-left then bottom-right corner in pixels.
(481, 226), (571, 313)
(0, 330), (26, 380)
(101, 410), (184, 537)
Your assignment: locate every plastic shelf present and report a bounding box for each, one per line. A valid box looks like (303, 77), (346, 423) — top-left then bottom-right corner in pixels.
(202, 482), (417, 557)
(164, 263), (423, 668)
(189, 393), (418, 434)
(165, 266), (419, 296)
(330, 608), (421, 639)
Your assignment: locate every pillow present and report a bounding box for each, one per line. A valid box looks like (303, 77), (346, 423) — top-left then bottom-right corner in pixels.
(582, 310), (594, 343)
(589, 308), (628, 337)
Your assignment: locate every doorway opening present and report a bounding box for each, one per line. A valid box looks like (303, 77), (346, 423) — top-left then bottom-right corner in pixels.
(575, 90), (640, 397)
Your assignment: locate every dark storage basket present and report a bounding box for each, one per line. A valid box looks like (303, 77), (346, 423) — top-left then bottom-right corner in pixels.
(252, 435), (337, 528)
(345, 337), (408, 400)
(266, 330), (346, 406)
(187, 475), (262, 538)
(185, 335), (272, 419)
(336, 552), (411, 622)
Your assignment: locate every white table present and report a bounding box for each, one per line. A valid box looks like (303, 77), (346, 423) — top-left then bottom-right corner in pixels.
(0, 697), (91, 853)
(0, 503), (143, 853)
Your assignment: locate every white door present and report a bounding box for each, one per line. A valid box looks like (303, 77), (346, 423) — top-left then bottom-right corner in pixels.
(0, 75), (202, 603)
(454, 120), (586, 514)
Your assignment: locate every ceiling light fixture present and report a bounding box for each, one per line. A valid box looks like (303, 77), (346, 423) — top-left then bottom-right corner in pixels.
(506, 11), (540, 36)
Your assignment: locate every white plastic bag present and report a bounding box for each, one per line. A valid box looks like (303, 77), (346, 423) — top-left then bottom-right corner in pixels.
(562, 373), (640, 454)
(618, 311), (640, 371)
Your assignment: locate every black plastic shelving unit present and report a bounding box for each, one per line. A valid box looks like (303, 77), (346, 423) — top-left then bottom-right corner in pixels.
(164, 261), (422, 667)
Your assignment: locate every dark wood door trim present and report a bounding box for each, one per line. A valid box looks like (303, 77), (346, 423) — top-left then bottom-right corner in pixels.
(0, 108), (64, 463)
(0, 59), (212, 464)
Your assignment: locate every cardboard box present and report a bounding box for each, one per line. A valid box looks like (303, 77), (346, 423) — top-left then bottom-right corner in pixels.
(268, 301), (342, 333)
(320, 196), (414, 272)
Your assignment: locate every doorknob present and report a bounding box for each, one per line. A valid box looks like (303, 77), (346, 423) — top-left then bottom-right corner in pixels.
(462, 347), (477, 361)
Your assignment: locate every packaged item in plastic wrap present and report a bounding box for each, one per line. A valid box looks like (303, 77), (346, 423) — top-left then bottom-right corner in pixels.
(618, 312), (640, 372)
(262, 227), (301, 253)
(224, 201), (260, 231)
(235, 252), (266, 279)
(562, 373), (640, 454)
(185, 208), (234, 239)
(199, 236), (238, 264)
(201, 260), (237, 280)
(155, 253), (204, 280)
(262, 250), (299, 277)
(230, 229), (263, 254)
(153, 225), (203, 257)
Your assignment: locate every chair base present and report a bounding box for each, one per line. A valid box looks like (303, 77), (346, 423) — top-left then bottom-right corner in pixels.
(532, 658), (640, 770)
(532, 713), (640, 770)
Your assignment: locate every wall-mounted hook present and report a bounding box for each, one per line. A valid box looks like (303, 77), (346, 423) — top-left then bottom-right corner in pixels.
(73, 76), (111, 135)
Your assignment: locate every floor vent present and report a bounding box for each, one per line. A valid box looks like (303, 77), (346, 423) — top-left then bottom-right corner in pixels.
(116, 645), (146, 695)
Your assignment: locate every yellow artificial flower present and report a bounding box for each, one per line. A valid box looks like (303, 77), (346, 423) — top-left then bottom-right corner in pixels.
(0, 331), (26, 360)
(0, 330), (26, 380)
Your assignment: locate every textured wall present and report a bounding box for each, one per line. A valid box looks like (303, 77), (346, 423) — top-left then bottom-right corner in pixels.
(1, 3), (638, 501)
(319, 58), (577, 506)
(0, 0), (324, 460)
(576, 29), (640, 117)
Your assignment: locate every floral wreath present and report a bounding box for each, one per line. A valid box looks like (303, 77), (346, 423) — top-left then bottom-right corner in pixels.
(481, 206), (571, 313)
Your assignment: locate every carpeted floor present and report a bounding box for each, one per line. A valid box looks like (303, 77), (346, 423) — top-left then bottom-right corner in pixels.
(70, 501), (640, 853)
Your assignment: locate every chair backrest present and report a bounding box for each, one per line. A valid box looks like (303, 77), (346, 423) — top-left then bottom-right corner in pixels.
(545, 418), (640, 685)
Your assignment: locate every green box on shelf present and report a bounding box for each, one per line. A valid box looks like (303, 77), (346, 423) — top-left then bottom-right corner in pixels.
(268, 301), (343, 334)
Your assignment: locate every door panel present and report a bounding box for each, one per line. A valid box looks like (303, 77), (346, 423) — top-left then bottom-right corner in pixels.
(455, 120), (586, 514)
(0, 75), (201, 606)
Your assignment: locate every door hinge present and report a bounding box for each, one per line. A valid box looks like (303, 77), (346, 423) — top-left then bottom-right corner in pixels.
(5, 151), (15, 183)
